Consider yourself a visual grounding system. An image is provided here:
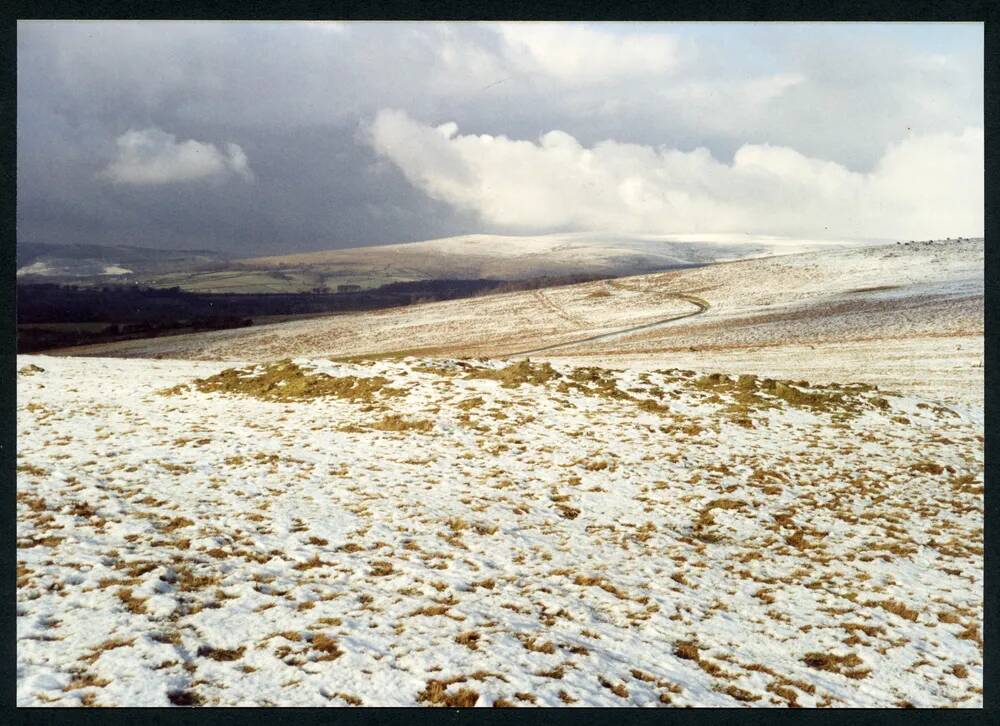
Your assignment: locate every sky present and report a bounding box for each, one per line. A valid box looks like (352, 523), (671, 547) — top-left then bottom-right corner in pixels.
(17, 21), (984, 256)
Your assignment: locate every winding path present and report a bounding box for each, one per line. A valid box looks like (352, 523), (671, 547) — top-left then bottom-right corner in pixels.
(508, 291), (709, 357)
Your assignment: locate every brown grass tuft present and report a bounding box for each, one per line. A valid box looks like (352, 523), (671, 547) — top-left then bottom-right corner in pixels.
(417, 679), (479, 708)
(455, 631), (481, 650)
(197, 645), (246, 662)
(598, 676), (629, 699)
(162, 360), (404, 403)
(802, 651), (870, 679)
(673, 641), (700, 661)
(723, 685), (761, 703)
(116, 588), (148, 614)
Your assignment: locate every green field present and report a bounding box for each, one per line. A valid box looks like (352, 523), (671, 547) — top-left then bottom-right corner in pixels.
(131, 267), (427, 294)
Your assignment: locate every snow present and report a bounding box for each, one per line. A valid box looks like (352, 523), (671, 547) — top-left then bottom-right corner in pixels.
(101, 265), (133, 276)
(62, 238), (983, 413)
(17, 261), (55, 277)
(379, 232), (872, 259)
(17, 354), (983, 707)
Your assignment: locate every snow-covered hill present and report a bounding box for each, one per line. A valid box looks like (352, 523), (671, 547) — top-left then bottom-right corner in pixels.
(63, 238), (983, 411)
(17, 355), (983, 707)
(240, 232), (879, 280)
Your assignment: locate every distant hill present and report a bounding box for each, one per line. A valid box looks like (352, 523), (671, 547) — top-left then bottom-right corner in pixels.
(16, 233), (884, 294)
(16, 242), (229, 280)
(239, 232), (880, 282)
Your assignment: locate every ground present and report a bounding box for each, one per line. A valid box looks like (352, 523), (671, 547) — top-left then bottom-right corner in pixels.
(16, 355), (983, 707)
(55, 239), (983, 412)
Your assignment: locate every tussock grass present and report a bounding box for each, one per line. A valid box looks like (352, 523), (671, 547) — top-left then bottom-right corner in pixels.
(690, 371), (885, 423)
(167, 689), (203, 707)
(162, 360), (403, 403)
(417, 678), (479, 707)
(116, 588), (147, 615)
(310, 634), (343, 661)
(81, 638), (135, 665)
(516, 633), (557, 655)
(722, 685), (761, 702)
(371, 415), (433, 433)
(16, 464), (48, 477)
(64, 673), (111, 691)
(597, 676), (629, 699)
(455, 631), (481, 650)
(673, 641), (700, 661)
(802, 651), (870, 679)
(466, 360), (561, 388)
(197, 645), (246, 661)
(864, 598), (919, 622)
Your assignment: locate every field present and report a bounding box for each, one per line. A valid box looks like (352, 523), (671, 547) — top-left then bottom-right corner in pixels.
(16, 238), (983, 707)
(112, 232), (863, 295)
(63, 239), (983, 411)
(130, 269), (423, 295)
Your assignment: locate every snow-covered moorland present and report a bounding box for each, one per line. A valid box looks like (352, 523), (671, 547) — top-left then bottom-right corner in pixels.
(17, 354), (983, 707)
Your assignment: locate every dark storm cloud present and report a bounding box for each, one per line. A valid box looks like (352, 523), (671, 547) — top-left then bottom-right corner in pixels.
(17, 21), (983, 254)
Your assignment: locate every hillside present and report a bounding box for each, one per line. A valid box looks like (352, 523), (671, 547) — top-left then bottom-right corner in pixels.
(16, 355), (984, 707)
(238, 232), (873, 284)
(59, 238), (983, 411)
(16, 242), (228, 280)
(17, 233), (870, 294)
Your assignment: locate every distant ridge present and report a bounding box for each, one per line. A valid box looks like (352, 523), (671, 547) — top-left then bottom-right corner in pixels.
(238, 232), (882, 281)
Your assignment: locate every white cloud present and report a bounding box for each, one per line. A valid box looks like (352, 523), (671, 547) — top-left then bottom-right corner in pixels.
(495, 23), (679, 84)
(370, 109), (983, 239)
(99, 127), (254, 185)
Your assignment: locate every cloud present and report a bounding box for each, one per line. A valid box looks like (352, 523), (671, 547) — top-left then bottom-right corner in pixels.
(370, 109), (983, 239)
(99, 127), (254, 185)
(495, 23), (679, 84)
(17, 22), (983, 253)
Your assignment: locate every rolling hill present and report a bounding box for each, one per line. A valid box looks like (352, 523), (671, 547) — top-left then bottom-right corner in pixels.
(17, 235), (983, 707)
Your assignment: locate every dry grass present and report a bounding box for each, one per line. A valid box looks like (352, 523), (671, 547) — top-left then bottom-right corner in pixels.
(197, 645), (246, 662)
(516, 633), (557, 655)
(465, 360), (561, 388)
(64, 672), (111, 691)
(16, 463), (48, 477)
(371, 415), (434, 433)
(802, 652), (870, 679)
(80, 638), (135, 665)
(167, 689), (203, 707)
(310, 634), (343, 661)
(673, 641), (700, 661)
(573, 574), (628, 600)
(864, 599), (920, 622)
(455, 631), (481, 651)
(597, 676), (629, 699)
(162, 360), (403, 403)
(535, 665), (566, 679)
(723, 685), (761, 703)
(417, 679), (479, 707)
(115, 588), (147, 615)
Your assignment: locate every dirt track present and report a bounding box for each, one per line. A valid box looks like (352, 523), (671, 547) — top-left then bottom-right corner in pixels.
(509, 293), (709, 356)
